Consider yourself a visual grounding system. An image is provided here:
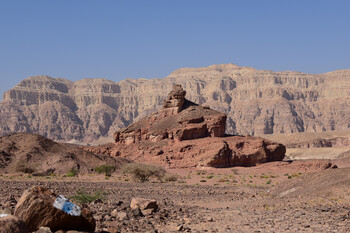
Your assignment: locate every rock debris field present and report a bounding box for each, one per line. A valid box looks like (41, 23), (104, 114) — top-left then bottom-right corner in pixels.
(1, 165), (350, 233)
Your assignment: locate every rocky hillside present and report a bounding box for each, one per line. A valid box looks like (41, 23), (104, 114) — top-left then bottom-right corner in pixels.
(1, 64), (350, 142)
(0, 133), (129, 174)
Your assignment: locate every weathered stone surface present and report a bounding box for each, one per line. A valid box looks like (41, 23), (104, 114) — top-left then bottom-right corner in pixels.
(114, 85), (226, 145)
(83, 86), (286, 168)
(14, 186), (95, 232)
(162, 84), (187, 112)
(93, 136), (285, 168)
(1, 64), (350, 143)
(116, 212), (129, 221)
(0, 215), (28, 233)
(130, 198), (158, 213)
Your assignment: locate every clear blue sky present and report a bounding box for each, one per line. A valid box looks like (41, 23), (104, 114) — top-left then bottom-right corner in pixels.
(0, 0), (349, 99)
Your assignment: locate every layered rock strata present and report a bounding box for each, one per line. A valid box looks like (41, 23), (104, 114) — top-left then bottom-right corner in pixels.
(1, 64), (350, 142)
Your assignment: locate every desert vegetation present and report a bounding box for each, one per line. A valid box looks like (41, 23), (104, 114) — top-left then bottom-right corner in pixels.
(121, 163), (166, 183)
(95, 164), (116, 177)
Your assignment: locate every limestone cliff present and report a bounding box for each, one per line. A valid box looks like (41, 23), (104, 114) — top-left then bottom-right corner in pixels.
(1, 64), (350, 142)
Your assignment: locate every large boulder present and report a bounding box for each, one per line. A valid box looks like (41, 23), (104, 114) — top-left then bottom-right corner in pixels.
(0, 215), (28, 233)
(14, 186), (95, 232)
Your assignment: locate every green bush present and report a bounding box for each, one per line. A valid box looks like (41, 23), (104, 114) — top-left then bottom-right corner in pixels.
(66, 168), (78, 177)
(70, 189), (107, 204)
(95, 164), (116, 177)
(121, 163), (166, 183)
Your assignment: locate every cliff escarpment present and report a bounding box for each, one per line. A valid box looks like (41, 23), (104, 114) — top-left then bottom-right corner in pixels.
(1, 64), (350, 142)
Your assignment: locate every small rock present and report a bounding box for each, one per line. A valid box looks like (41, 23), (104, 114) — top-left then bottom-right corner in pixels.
(104, 215), (111, 221)
(117, 212), (129, 221)
(130, 198), (158, 212)
(175, 224), (184, 231)
(111, 209), (118, 217)
(141, 209), (154, 216)
(33, 227), (52, 233)
(132, 208), (143, 217)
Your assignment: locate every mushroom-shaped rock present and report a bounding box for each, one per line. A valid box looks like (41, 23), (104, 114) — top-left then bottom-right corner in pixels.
(14, 186), (95, 232)
(114, 84), (226, 145)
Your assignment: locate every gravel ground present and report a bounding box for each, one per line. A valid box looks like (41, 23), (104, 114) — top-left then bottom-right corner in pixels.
(1, 177), (350, 233)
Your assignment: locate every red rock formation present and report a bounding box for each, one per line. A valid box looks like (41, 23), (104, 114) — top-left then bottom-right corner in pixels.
(97, 135), (285, 168)
(114, 85), (226, 145)
(85, 85), (286, 168)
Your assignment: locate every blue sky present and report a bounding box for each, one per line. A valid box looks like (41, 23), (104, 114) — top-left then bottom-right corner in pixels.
(0, 0), (349, 99)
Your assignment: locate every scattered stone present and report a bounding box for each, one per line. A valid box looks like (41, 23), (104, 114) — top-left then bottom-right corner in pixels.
(111, 209), (118, 217)
(175, 224), (184, 231)
(130, 198), (158, 213)
(14, 186), (95, 232)
(117, 212), (129, 221)
(141, 209), (154, 216)
(131, 208), (143, 217)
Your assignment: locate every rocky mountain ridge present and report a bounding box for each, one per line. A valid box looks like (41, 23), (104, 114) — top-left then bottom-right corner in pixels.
(1, 63), (350, 142)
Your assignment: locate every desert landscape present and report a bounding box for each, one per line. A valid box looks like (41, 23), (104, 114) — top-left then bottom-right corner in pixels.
(1, 1), (350, 232)
(1, 79), (350, 232)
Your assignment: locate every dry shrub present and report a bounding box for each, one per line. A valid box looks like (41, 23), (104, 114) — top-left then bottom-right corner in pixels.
(163, 173), (179, 182)
(121, 163), (166, 183)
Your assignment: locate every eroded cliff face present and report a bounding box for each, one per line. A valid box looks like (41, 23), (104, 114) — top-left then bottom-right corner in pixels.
(1, 64), (350, 142)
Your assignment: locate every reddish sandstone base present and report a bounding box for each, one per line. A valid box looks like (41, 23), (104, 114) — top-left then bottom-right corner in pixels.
(84, 135), (286, 168)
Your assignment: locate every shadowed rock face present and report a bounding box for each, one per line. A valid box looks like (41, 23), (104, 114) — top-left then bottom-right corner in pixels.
(1, 64), (350, 143)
